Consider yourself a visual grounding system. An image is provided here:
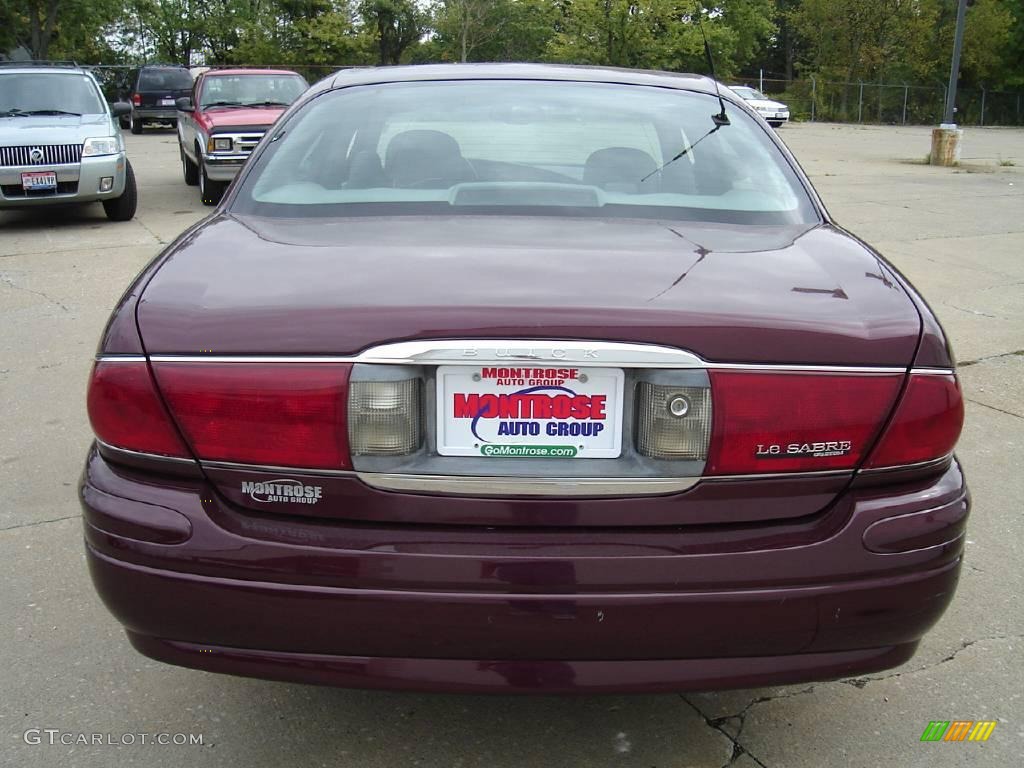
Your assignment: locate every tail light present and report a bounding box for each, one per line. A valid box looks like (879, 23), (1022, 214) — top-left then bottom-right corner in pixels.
(705, 371), (904, 475)
(152, 363), (351, 469)
(131, 93), (141, 106)
(87, 361), (189, 457)
(348, 379), (421, 456)
(865, 373), (963, 468)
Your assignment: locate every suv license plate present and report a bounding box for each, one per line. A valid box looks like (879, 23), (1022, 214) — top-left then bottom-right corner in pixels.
(436, 365), (624, 459)
(22, 172), (57, 191)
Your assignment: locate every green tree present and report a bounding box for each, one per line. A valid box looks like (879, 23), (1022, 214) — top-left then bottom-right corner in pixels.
(359, 0), (424, 65)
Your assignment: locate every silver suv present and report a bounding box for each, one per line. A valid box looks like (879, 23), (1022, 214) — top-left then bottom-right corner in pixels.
(0, 63), (137, 221)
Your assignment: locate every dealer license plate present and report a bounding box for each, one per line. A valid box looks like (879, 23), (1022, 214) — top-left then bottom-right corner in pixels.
(21, 171), (57, 191)
(436, 365), (624, 459)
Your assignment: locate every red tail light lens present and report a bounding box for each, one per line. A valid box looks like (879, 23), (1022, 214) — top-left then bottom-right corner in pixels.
(152, 364), (352, 469)
(87, 361), (189, 457)
(865, 373), (963, 468)
(131, 93), (141, 106)
(706, 371), (903, 475)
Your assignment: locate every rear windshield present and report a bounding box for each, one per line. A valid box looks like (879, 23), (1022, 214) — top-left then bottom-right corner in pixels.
(233, 80), (818, 225)
(200, 74), (308, 107)
(0, 72), (105, 115)
(138, 69), (193, 91)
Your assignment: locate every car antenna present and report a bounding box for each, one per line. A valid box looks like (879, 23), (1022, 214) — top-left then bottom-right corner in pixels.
(697, 12), (729, 127)
(639, 13), (730, 184)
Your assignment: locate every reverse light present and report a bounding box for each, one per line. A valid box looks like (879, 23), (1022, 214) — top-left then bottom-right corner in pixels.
(705, 371), (904, 475)
(865, 373), (963, 468)
(152, 363), (352, 469)
(636, 383), (712, 460)
(83, 137), (120, 157)
(348, 379), (421, 456)
(87, 361), (189, 457)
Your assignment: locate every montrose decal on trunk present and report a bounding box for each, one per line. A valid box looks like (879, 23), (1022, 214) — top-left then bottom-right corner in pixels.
(241, 479), (323, 504)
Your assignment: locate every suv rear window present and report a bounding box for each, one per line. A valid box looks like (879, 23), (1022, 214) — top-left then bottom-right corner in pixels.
(138, 69), (192, 91)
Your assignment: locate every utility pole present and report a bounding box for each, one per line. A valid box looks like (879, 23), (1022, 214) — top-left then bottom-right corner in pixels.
(942, 0), (968, 126)
(932, 0), (968, 165)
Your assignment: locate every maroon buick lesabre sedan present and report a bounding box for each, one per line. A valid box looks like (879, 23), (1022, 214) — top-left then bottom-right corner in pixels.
(81, 64), (968, 693)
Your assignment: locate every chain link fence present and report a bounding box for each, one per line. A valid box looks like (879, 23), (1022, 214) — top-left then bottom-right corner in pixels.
(736, 76), (1024, 126)
(86, 63), (1024, 126)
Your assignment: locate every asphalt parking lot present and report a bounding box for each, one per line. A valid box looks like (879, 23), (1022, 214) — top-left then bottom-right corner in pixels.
(2, 123), (1022, 767)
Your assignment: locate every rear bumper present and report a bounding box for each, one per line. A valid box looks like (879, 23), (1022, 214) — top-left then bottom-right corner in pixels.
(80, 448), (968, 692)
(134, 107), (177, 122)
(126, 631), (919, 694)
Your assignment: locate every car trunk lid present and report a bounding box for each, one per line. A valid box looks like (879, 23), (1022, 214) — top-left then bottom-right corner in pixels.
(138, 214), (922, 527)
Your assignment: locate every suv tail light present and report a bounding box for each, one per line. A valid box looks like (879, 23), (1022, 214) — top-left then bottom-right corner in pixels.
(705, 371), (904, 475)
(131, 93), (141, 106)
(87, 360), (189, 457)
(865, 373), (963, 468)
(152, 363), (351, 469)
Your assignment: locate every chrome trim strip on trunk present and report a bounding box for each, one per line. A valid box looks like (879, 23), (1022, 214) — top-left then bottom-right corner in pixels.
(126, 338), (951, 376)
(200, 460), (357, 477)
(857, 454), (954, 475)
(700, 469), (852, 481)
(355, 473), (700, 497)
(96, 440), (197, 466)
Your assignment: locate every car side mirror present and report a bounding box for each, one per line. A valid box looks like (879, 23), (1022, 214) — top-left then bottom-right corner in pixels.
(111, 102), (132, 117)
(176, 97), (194, 112)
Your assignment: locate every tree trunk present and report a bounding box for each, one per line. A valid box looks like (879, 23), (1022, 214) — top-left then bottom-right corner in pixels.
(461, 11), (468, 62)
(29, 0), (62, 59)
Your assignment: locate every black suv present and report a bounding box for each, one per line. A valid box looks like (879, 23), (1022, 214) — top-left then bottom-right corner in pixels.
(117, 64), (193, 134)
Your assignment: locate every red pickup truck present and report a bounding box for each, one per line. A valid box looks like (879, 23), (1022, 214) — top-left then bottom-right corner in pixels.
(176, 68), (308, 205)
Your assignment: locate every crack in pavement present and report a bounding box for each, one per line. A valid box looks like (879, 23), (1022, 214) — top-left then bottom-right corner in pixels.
(958, 349), (1024, 367)
(0, 274), (70, 312)
(680, 695), (770, 768)
(842, 633), (1024, 688)
(944, 303), (998, 319)
(135, 217), (168, 245)
(965, 397), (1024, 421)
(681, 634), (1023, 764)
(1, 513), (79, 532)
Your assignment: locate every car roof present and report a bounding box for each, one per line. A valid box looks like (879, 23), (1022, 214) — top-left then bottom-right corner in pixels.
(204, 68), (302, 77)
(0, 65), (85, 75)
(321, 63), (730, 100)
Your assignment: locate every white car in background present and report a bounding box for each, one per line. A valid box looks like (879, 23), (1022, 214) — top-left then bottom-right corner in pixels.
(729, 86), (790, 127)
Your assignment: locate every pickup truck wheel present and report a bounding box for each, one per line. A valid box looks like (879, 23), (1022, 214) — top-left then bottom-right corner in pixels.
(181, 144), (199, 186)
(102, 160), (138, 221)
(130, 113), (143, 134)
(199, 158), (226, 206)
